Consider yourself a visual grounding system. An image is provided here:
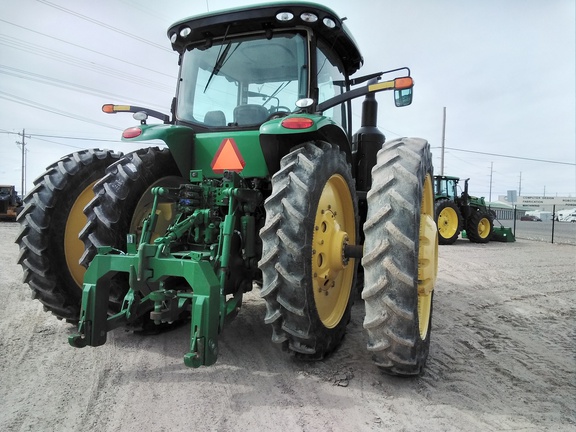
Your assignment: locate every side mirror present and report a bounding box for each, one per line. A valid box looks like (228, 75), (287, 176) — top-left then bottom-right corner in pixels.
(394, 88), (413, 107)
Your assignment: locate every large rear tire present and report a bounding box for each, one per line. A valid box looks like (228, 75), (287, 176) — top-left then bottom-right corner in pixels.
(79, 147), (183, 310)
(362, 138), (437, 376)
(259, 141), (358, 359)
(466, 211), (493, 243)
(435, 199), (461, 245)
(15, 149), (122, 322)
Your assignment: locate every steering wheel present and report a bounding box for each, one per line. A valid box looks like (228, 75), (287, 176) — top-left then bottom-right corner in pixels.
(266, 106), (292, 121)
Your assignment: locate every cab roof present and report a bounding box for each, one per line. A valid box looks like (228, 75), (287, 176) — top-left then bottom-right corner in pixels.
(168, 2), (363, 75)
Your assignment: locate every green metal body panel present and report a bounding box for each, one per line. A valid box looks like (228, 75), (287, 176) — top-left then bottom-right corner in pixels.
(260, 114), (339, 136)
(124, 115), (349, 181)
(491, 226), (516, 242)
(122, 124), (195, 180)
(122, 124), (270, 178)
(194, 131), (268, 178)
(468, 196), (487, 210)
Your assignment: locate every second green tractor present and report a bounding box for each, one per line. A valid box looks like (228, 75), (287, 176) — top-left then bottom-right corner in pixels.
(434, 175), (494, 244)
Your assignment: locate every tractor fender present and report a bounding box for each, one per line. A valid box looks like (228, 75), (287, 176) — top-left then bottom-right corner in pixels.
(120, 124), (195, 179)
(259, 115), (352, 176)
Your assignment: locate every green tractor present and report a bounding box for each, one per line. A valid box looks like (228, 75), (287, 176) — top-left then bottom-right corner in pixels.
(16, 3), (437, 376)
(434, 175), (494, 244)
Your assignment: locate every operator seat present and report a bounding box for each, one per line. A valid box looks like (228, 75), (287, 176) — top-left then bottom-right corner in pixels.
(204, 110), (226, 126)
(233, 104), (268, 126)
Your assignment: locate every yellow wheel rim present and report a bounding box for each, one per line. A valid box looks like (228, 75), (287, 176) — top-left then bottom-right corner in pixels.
(477, 217), (491, 239)
(312, 174), (356, 328)
(417, 174), (437, 339)
(64, 181), (96, 288)
(438, 206), (459, 239)
(129, 176), (184, 241)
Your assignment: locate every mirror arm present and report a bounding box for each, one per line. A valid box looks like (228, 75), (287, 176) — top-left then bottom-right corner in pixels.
(316, 77), (412, 113)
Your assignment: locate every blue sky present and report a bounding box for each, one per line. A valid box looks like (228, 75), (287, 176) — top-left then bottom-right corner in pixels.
(1, 0), (574, 200)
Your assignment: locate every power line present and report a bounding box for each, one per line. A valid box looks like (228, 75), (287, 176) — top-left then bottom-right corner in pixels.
(30, 135), (95, 150)
(0, 18), (174, 78)
(0, 34), (174, 92)
(0, 65), (170, 111)
(28, 133), (121, 143)
(431, 146), (575, 166)
(0, 90), (123, 130)
(36, 0), (172, 53)
(0, 130), (121, 142)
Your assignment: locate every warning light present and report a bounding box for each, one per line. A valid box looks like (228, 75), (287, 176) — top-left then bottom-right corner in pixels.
(281, 117), (314, 129)
(102, 104), (131, 114)
(394, 77), (413, 90)
(122, 127), (142, 139)
(211, 138), (245, 174)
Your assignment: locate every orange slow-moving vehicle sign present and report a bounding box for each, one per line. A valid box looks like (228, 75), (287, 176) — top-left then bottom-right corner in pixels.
(211, 138), (246, 174)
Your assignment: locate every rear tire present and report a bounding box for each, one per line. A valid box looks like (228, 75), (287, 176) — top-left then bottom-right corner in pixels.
(259, 141), (358, 359)
(435, 199), (461, 245)
(362, 138), (437, 376)
(80, 147), (183, 311)
(466, 211), (493, 243)
(15, 149), (122, 322)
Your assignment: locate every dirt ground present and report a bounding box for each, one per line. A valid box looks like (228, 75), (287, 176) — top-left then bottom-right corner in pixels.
(1, 221), (574, 432)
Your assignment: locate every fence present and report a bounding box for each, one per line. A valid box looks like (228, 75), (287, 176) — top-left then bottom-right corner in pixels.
(492, 205), (576, 245)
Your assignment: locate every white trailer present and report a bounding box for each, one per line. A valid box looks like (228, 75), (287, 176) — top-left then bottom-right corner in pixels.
(555, 208), (576, 222)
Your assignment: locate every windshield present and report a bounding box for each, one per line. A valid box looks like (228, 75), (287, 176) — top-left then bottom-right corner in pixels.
(176, 32), (307, 128)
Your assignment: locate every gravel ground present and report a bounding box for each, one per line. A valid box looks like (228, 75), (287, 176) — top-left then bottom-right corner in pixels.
(1, 221), (575, 432)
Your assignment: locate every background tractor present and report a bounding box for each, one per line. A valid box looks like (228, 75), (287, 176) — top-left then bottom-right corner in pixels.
(434, 175), (494, 244)
(0, 185), (23, 221)
(16, 2), (437, 376)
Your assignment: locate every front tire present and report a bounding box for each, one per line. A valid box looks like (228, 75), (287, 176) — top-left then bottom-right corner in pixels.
(259, 141), (358, 359)
(15, 149), (122, 322)
(362, 138), (437, 376)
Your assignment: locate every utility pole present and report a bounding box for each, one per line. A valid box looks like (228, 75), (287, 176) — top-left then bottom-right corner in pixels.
(440, 107), (446, 175)
(16, 129), (28, 196)
(518, 171), (522, 197)
(489, 162), (493, 202)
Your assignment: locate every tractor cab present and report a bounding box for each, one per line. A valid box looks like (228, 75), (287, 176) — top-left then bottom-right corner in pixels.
(434, 175), (460, 201)
(168, 3), (363, 134)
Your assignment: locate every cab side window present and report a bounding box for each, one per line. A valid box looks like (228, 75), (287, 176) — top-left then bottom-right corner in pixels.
(316, 39), (347, 128)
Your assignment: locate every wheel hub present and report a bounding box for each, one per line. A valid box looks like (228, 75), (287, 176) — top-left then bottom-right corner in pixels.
(438, 207), (458, 238)
(313, 208), (349, 294)
(311, 174), (355, 329)
(477, 217), (490, 238)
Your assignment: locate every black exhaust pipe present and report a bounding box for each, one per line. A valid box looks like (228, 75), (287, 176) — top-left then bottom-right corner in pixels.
(353, 78), (385, 192)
